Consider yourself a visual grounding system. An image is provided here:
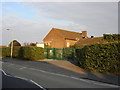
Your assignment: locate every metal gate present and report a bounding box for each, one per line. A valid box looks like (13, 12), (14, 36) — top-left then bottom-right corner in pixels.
(44, 48), (75, 60)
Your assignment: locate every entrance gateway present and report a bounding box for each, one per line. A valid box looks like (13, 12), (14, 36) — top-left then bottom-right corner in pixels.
(44, 48), (75, 60)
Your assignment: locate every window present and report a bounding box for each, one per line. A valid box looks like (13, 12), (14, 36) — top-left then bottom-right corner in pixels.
(67, 42), (70, 47)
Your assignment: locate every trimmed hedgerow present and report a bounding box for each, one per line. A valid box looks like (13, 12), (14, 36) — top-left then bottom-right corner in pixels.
(1, 47), (11, 58)
(1, 46), (44, 60)
(63, 48), (75, 59)
(12, 46), (21, 58)
(103, 34), (120, 41)
(19, 46), (44, 60)
(76, 43), (120, 75)
(1, 47), (21, 58)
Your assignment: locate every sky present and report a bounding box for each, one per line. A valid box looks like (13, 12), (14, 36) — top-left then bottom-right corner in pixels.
(1, 1), (118, 46)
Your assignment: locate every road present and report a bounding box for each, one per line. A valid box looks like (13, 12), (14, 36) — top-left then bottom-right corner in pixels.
(1, 58), (120, 89)
(2, 71), (41, 89)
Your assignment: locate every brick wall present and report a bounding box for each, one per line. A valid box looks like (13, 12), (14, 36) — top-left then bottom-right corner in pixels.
(65, 40), (77, 47)
(43, 29), (66, 48)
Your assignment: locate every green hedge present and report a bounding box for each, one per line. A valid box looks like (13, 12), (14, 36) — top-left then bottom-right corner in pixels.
(103, 34), (120, 41)
(1, 46), (44, 60)
(19, 46), (44, 60)
(76, 43), (120, 75)
(13, 46), (21, 57)
(1, 47), (11, 57)
(63, 48), (75, 59)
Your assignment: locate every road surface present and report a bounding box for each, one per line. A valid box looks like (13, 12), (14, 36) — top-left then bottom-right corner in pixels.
(1, 58), (120, 89)
(2, 71), (41, 88)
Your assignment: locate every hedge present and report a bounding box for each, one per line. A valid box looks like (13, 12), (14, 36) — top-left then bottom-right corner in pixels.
(63, 48), (75, 59)
(13, 46), (21, 57)
(76, 43), (120, 75)
(1, 47), (11, 58)
(19, 46), (44, 60)
(103, 34), (120, 41)
(1, 46), (44, 60)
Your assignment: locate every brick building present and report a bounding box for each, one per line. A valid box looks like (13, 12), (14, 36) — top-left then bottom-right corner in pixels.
(43, 28), (88, 48)
(75, 37), (103, 48)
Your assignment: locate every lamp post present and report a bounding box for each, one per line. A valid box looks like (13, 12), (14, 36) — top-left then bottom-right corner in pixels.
(6, 29), (14, 58)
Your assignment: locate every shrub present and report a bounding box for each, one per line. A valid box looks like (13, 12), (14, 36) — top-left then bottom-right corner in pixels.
(76, 42), (120, 75)
(103, 34), (120, 41)
(63, 48), (75, 59)
(1, 47), (11, 58)
(1, 46), (44, 60)
(1, 47), (21, 58)
(13, 46), (21, 58)
(19, 46), (44, 60)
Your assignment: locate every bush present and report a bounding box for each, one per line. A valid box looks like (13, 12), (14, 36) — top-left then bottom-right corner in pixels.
(1, 47), (11, 58)
(1, 47), (21, 58)
(1, 46), (44, 60)
(63, 48), (75, 59)
(19, 46), (44, 60)
(13, 46), (21, 58)
(76, 43), (120, 75)
(103, 34), (120, 41)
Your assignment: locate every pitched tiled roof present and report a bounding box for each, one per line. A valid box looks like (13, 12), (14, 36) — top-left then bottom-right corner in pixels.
(53, 28), (83, 40)
(76, 37), (103, 46)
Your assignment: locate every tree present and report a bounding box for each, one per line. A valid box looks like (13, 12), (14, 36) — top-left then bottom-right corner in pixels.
(9, 40), (21, 47)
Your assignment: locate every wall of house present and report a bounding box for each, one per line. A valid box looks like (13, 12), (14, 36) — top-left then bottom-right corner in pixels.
(36, 43), (44, 48)
(65, 40), (77, 47)
(51, 37), (66, 48)
(43, 29), (66, 48)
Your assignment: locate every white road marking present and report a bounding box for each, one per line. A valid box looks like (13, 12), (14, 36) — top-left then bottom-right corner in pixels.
(14, 76), (28, 81)
(19, 67), (26, 70)
(1, 69), (7, 75)
(30, 80), (46, 90)
(1, 69), (45, 89)
(29, 68), (119, 88)
(1, 69), (13, 77)
(70, 76), (120, 87)
(2, 62), (120, 88)
(1, 69), (23, 79)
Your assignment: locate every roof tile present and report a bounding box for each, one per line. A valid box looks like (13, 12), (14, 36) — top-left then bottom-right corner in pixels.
(54, 28), (83, 40)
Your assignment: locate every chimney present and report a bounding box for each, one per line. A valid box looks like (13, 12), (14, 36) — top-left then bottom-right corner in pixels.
(82, 31), (87, 38)
(91, 36), (94, 38)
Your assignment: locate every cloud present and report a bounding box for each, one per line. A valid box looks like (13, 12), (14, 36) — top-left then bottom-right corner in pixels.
(2, 14), (74, 45)
(26, 2), (117, 20)
(24, 2), (118, 35)
(1, 2), (118, 45)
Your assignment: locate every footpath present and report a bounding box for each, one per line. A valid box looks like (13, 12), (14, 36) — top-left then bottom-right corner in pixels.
(39, 59), (119, 86)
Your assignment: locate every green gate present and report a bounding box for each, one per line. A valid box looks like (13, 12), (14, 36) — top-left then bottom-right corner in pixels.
(44, 48), (75, 60)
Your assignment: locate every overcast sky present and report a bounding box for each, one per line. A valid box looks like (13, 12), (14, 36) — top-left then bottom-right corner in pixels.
(1, 1), (118, 46)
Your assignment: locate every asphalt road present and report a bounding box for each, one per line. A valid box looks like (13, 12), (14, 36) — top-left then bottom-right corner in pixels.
(2, 71), (41, 88)
(1, 58), (120, 89)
